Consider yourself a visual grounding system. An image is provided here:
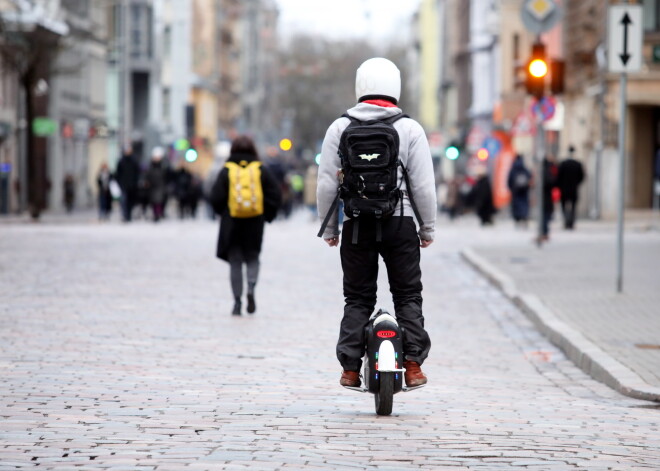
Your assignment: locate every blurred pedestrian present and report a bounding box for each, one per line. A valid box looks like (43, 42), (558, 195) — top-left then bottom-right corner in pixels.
(135, 173), (150, 220)
(439, 177), (458, 220)
(556, 145), (585, 230)
(63, 174), (75, 213)
(317, 57), (435, 389)
(655, 146), (660, 209)
(115, 146), (140, 222)
(173, 162), (193, 219)
(144, 147), (168, 222)
(538, 155), (558, 243)
(303, 165), (318, 219)
(507, 154), (532, 227)
(209, 135), (282, 316)
(96, 163), (113, 220)
(188, 174), (202, 218)
(469, 167), (496, 226)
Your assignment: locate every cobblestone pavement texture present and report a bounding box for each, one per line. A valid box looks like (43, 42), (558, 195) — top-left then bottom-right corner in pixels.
(1, 210), (659, 470)
(463, 213), (660, 396)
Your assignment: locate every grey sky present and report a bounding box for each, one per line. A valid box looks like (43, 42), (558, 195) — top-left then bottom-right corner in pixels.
(275, 0), (422, 42)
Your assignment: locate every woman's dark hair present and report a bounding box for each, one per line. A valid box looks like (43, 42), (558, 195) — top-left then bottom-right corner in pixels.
(230, 135), (258, 159)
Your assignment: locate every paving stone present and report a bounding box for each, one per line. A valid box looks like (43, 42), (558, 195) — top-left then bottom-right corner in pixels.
(0, 211), (658, 469)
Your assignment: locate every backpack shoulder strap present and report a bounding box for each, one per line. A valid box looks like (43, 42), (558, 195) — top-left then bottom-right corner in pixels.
(341, 113), (361, 125)
(382, 113), (409, 125)
(400, 161), (425, 228)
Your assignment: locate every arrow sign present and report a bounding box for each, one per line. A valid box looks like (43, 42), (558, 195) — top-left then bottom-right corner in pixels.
(608, 5), (643, 73)
(620, 13), (631, 65)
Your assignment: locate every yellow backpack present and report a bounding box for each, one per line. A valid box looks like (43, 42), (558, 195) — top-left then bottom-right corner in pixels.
(225, 160), (264, 218)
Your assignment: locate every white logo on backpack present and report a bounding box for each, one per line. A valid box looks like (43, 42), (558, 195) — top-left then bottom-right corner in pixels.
(359, 153), (380, 161)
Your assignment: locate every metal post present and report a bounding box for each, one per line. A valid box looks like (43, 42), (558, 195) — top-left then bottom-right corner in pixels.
(616, 72), (627, 293)
(593, 73), (606, 220)
(536, 115), (546, 247)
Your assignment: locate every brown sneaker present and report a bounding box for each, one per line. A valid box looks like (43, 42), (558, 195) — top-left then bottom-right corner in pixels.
(340, 370), (361, 387)
(403, 361), (427, 387)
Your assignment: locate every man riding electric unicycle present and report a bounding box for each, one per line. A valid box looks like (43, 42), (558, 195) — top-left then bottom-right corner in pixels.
(317, 57), (437, 415)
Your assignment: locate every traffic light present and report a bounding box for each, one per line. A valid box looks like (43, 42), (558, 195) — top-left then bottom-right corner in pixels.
(525, 42), (547, 99)
(279, 138), (292, 152)
(185, 147), (198, 162)
(445, 145), (460, 161)
(550, 59), (565, 95)
(476, 148), (489, 161)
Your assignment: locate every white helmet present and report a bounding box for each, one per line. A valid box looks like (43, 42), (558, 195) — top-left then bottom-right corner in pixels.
(355, 57), (401, 104)
(151, 146), (165, 161)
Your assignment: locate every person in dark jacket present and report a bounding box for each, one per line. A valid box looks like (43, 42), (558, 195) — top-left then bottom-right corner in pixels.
(469, 168), (496, 226)
(507, 154), (532, 227)
(96, 163), (113, 220)
(209, 135), (282, 316)
(538, 155), (558, 243)
(556, 146), (585, 230)
(115, 147), (141, 222)
(144, 147), (168, 222)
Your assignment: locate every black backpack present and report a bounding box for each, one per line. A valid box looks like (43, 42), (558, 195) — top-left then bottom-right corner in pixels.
(318, 113), (424, 243)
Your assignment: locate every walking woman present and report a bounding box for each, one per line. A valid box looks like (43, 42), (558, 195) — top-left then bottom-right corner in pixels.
(210, 135), (281, 316)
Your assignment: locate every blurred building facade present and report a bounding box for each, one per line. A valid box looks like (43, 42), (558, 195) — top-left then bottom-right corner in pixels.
(562, 0), (660, 217)
(0, 33), (19, 214)
(239, 0), (279, 150)
(0, 0), (69, 216)
(49, 0), (109, 212)
(417, 0), (660, 218)
(109, 0), (160, 167)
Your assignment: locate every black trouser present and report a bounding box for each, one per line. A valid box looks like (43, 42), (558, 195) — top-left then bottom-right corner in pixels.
(561, 195), (577, 229)
(337, 216), (431, 371)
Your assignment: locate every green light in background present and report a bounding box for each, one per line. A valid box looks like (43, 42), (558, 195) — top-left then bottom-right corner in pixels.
(445, 146), (459, 161)
(176, 139), (190, 151)
(185, 148), (198, 162)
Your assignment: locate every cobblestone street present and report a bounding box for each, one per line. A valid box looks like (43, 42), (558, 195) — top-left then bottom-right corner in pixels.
(1, 213), (659, 470)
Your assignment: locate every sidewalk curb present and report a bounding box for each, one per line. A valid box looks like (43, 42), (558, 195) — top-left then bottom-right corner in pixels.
(461, 247), (660, 403)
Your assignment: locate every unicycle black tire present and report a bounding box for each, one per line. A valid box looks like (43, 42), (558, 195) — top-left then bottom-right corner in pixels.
(375, 372), (394, 416)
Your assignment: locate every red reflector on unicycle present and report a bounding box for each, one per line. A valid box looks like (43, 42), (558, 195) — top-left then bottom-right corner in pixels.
(376, 330), (396, 338)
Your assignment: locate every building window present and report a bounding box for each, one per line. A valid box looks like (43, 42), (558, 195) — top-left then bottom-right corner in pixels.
(163, 25), (172, 61)
(644, 0), (660, 32)
(130, 4), (153, 59)
(513, 33), (520, 61)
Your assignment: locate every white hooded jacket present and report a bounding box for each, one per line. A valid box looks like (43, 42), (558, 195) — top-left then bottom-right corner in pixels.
(317, 103), (436, 240)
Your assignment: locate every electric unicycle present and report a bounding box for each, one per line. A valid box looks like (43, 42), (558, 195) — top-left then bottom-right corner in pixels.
(343, 309), (425, 415)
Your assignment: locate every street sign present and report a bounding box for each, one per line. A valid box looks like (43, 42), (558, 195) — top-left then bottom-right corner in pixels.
(608, 5), (643, 73)
(521, 0), (563, 34)
(482, 136), (501, 158)
(32, 117), (57, 137)
(531, 96), (557, 122)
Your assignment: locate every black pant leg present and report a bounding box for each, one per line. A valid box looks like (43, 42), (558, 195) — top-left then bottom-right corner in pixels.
(567, 197), (576, 228)
(380, 217), (431, 365)
(337, 219), (379, 371)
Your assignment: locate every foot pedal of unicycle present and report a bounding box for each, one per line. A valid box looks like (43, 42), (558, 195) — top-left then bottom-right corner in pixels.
(402, 384), (426, 392)
(342, 386), (368, 393)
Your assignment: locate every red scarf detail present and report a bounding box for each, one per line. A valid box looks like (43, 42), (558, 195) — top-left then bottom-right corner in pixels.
(362, 99), (398, 108)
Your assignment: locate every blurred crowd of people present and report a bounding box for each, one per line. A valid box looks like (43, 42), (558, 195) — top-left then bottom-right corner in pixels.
(95, 145), (322, 224)
(97, 146), (203, 223)
(437, 145), (585, 242)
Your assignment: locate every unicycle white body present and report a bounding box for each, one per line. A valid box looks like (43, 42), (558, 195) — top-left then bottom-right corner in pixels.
(343, 309), (425, 415)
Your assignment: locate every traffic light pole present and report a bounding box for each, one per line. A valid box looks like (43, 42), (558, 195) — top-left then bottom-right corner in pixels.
(616, 71), (627, 293)
(535, 113), (546, 248)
